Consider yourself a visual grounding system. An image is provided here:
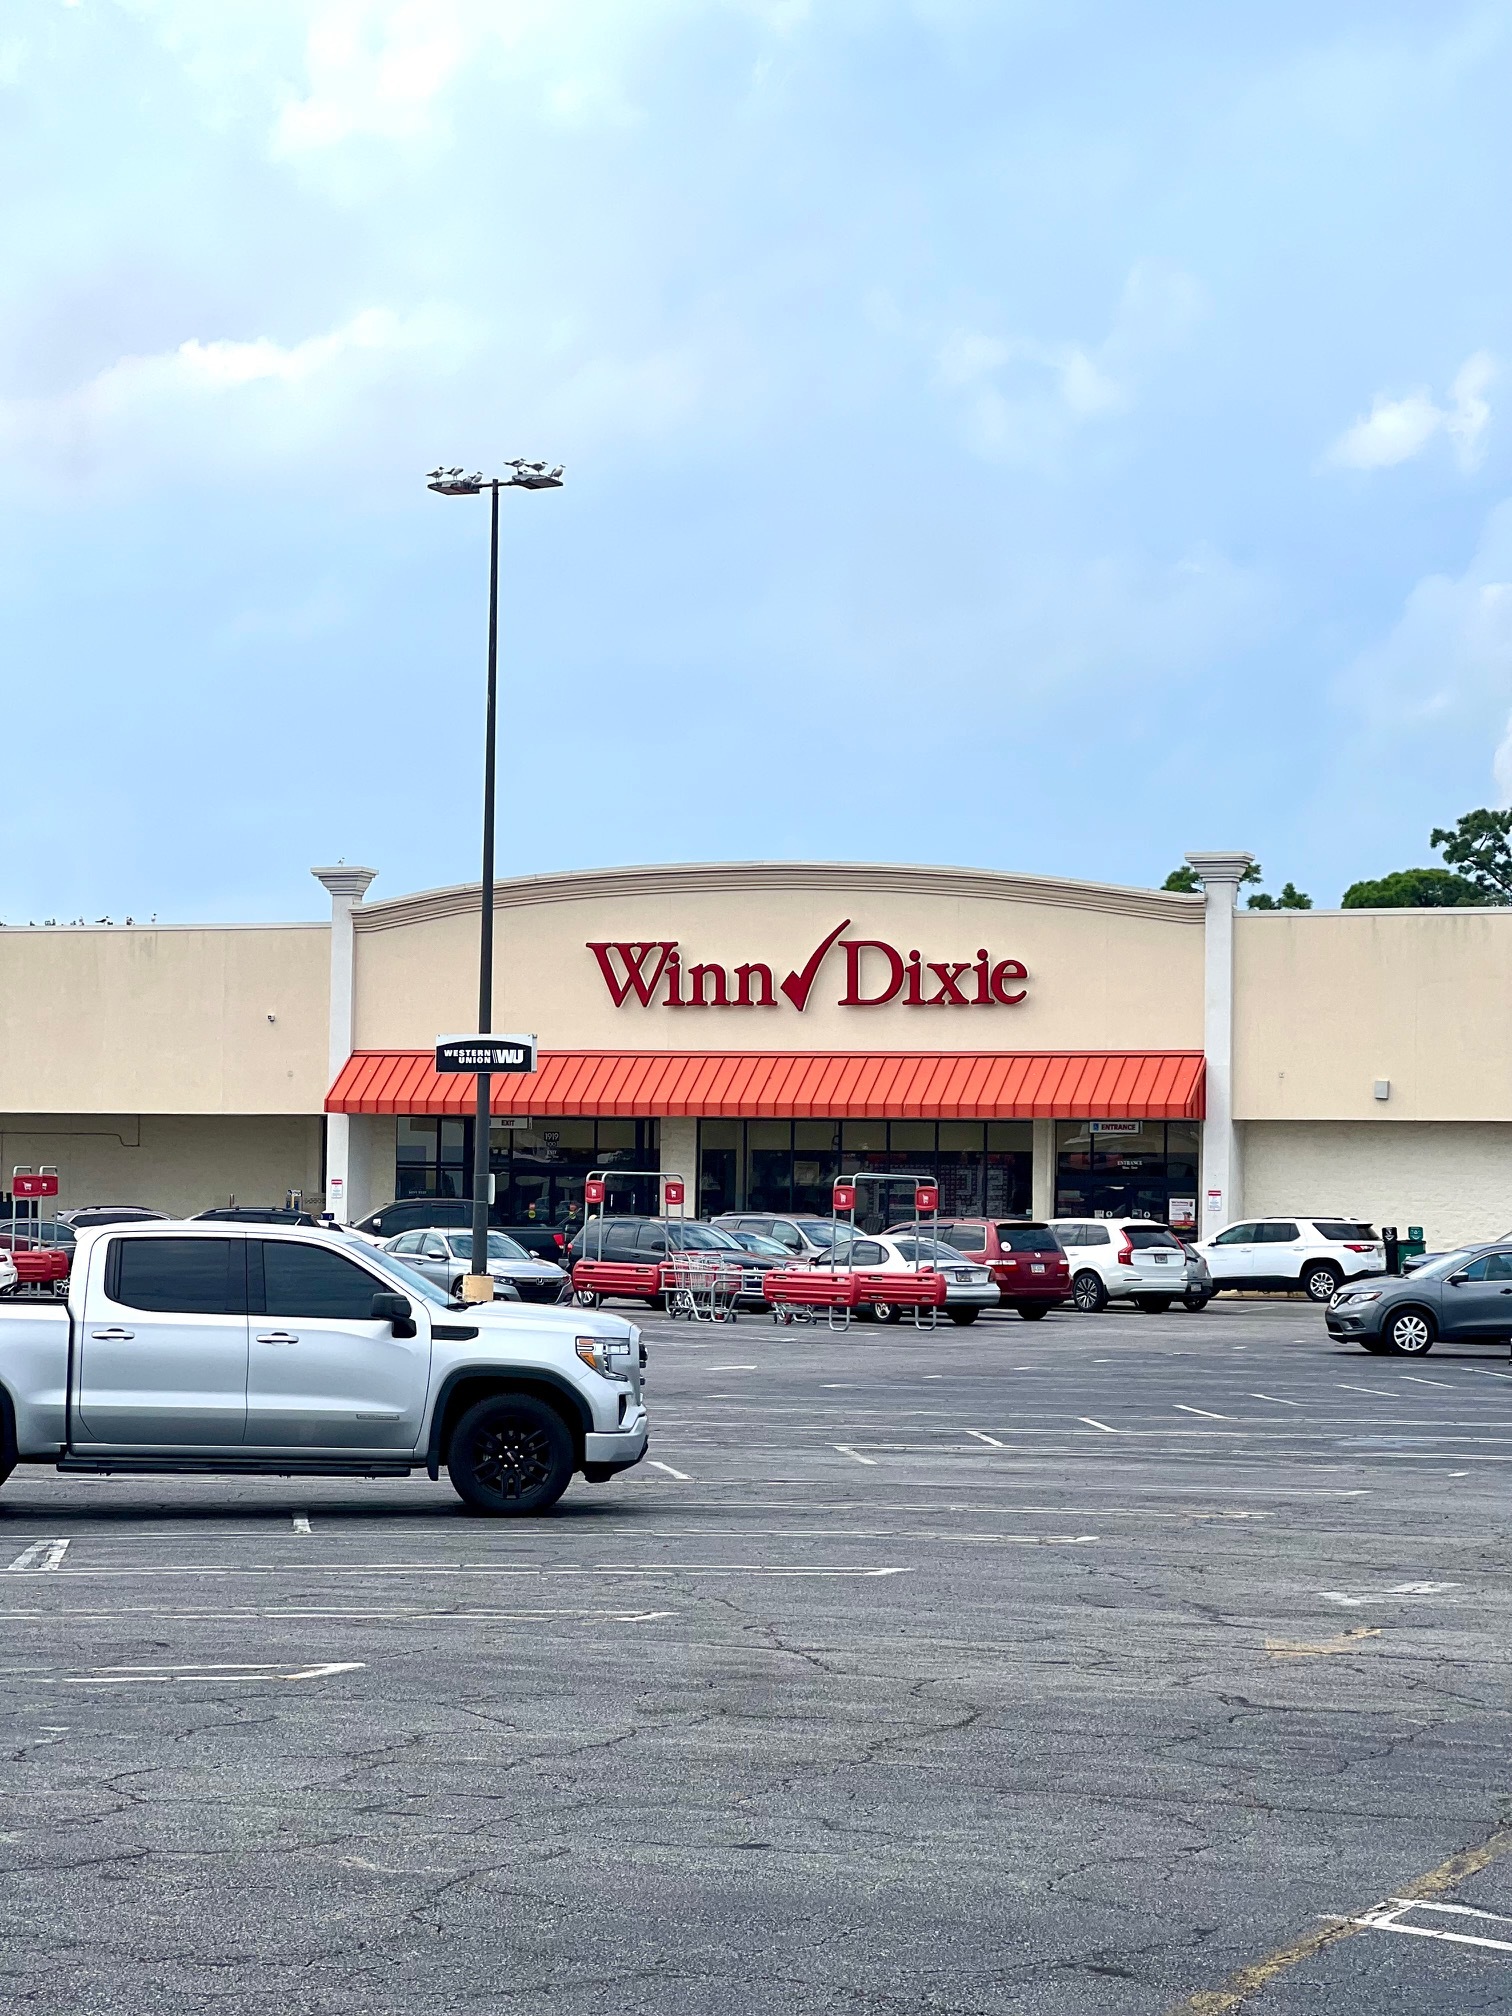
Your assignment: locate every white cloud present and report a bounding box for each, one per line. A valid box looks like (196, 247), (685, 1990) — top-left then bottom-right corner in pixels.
(1325, 350), (1496, 472)
(935, 260), (1205, 464)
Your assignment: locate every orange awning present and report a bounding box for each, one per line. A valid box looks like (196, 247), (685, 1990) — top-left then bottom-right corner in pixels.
(327, 1050), (1204, 1121)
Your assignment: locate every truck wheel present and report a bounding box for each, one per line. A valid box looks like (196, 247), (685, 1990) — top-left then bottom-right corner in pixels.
(1016, 1304), (1049, 1321)
(446, 1393), (574, 1516)
(1071, 1271), (1108, 1313)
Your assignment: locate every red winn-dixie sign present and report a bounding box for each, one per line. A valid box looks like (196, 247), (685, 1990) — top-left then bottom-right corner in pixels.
(587, 920), (1027, 1013)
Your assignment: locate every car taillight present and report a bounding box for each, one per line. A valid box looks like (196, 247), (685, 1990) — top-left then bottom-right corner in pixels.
(1117, 1233), (1134, 1264)
(553, 1232), (565, 1246)
(1344, 1242), (1374, 1252)
(1003, 1256), (1018, 1268)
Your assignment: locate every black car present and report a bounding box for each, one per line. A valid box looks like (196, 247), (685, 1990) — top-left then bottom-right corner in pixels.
(567, 1217), (781, 1305)
(1325, 1242), (1512, 1355)
(349, 1200), (570, 1261)
(194, 1206), (320, 1226)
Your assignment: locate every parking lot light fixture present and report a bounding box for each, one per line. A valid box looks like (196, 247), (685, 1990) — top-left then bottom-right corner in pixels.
(426, 459), (564, 1298)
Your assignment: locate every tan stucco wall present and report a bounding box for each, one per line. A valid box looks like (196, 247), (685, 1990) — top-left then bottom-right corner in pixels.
(0, 1113), (325, 1217)
(1234, 909), (1512, 1121)
(1242, 1120), (1512, 1251)
(0, 926), (330, 1115)
(353, 867), (1204, 1054)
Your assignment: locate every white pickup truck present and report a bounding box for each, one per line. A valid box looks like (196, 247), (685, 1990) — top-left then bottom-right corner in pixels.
(0, 1221), (648, 1515)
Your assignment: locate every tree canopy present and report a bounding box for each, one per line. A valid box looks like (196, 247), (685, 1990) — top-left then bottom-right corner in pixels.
(1341, 867), (1490, 910)
(1429, 808), (1512, 902)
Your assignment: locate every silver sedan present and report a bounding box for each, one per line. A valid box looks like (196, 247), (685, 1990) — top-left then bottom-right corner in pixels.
(383, 1228), (568, 1304)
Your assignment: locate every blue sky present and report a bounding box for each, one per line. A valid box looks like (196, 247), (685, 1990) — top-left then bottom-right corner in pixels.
(3, 0), (1511, 920)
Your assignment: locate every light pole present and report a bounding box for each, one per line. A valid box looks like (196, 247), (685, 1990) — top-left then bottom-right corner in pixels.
(427, 459), (564, 1299)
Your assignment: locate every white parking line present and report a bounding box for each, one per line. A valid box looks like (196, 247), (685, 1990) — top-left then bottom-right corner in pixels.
(7, 1540), (69, 1574)
(1402, 1374), (1457, 1389)
(1340, 1383), (1398, 1398)
(1333, 1898), (1512, 1953)
(66, 1662), (366, 1687)
(707, 1365), (757, 1372)
(292, 1515), (312, 1535)
(1078, 1417), (1118, 1434)
(833, 1444), (877, 1465)
(965, 1430), (1004, 1447)
(1251, 1393), (1302, 1405)
(1174, 1405), (1234, 1421)
(649, 1460), (691, 1480)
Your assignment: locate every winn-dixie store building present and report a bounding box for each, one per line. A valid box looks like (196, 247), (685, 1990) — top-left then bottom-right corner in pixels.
(2, 855), (1511, 1247)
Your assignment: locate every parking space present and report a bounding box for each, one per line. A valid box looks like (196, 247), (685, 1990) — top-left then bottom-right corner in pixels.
(2, 1299), (1510, 2013)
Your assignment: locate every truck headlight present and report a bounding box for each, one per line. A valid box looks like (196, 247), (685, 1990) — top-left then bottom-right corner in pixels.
(575, 1336), (631, 1382)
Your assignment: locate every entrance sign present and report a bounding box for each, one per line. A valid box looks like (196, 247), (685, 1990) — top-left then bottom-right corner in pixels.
(435, 1033), (537, 1074)
(1089, 1121), (1141, 1137)
(587, 922), (1029, 1013)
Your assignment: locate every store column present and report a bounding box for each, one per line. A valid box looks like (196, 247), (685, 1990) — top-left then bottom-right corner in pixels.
(312, 863), (378, 1222)
(659, 1117), (697, 1209)
(1184, 849), (1252, 1239)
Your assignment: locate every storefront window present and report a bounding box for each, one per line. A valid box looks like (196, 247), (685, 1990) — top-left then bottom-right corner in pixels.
(396, 1118), (659, 1226)
(699, 1119), (1032, 1224)
(1054, 1120), (1198, 1222)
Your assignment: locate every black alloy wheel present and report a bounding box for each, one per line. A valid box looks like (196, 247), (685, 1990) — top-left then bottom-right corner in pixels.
(1016, 1304), (1049, 1321)
(447, 1393), (574, 1516)
(1381, 1308), (1435, 1357)
(1303, 1262), (1342, 1304)
(1071, 1271), (1108, 1314)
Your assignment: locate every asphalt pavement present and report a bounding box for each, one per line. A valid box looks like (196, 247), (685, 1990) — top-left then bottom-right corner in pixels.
(2, 1296), (1511, 2014)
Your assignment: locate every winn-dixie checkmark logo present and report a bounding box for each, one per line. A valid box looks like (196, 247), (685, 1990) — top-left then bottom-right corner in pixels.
(586, 923), (1027, 1011)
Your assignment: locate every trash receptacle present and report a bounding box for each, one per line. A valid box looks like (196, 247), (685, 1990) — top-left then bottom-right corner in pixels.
(1382, 1225), (1400, 1275)
(1399, 1225), (1427, 1267)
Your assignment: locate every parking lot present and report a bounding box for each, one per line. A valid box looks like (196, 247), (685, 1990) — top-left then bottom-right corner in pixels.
(3, 1296), (1510, 2015)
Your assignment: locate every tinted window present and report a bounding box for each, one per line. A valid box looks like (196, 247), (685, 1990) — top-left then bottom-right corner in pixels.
(670, 1223), (743, 1251)
(1077, 1225), (1110, 1247)
(741, 1218), (776, 1239)
(998, 1224), (1061, 1254)
(1212, 1223), (1259, 1246)
(114, 1237), (243, 1315)
(1460, 1251), (1512, 1281)
(893, 1238), (970, 1265)
(1254, 1222), (1299, 1243)
(1313, 1221), (1375, 1241)
(851, 1240), (886, 1265)
(261, 1242), (382, 1320)
(636, 1224), (669, 1255)
(940, 1224), (988, 1252)
(1126, 1227), (1181, 1251)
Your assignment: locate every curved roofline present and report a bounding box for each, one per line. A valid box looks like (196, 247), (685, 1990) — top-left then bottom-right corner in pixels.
(354, 860), (1202, 933)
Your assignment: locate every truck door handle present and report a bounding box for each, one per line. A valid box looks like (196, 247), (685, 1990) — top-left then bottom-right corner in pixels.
(91, 1327), (135, 1340)
(256, 1331), (299, 1345)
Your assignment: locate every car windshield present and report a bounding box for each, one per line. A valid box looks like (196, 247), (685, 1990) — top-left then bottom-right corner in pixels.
(444, 1232), (531, 1262)
(669, 1223), (743, 1251)
(794, 1221), (841, 1247)
(892, 1238), (975, 1265)
(731, 1231), (791, 1257)
(1410, 1247), (1481, 1281)
(342, 1238), (455, 1309)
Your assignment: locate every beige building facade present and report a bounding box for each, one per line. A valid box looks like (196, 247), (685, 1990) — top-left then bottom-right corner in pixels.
(1, 855), (1508, 1247)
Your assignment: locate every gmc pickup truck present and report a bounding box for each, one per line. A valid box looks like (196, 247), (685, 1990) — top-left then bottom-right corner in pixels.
(0, 1222), (648, 1515)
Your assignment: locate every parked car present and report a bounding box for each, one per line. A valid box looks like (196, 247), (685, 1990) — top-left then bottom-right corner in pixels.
(195, 1206), (321, 1227)
(722, 1226), (802, 1261)
(0, 1231), (69, 1296)
(346, 1200), (571, 1261)
(495, 1223), (575, 1262)
(1049, 1219), (1190, 1312)
(841, 1232), (998, 1325)
(0, 1221), (648, 1513)
(711, 1214), (849, 1263)
(53, 1206), (168, 1230)
(0, 1247), (18, 1296)
(566, 1218), (779, 1306)
(887, 1219), (1068, 1320)
(1176, 1240), (1213, 1312)
(383, 1228), (566, 1304)
(1194, 1217), (1385, 1303)
(1325, 1243), (1512, 1356)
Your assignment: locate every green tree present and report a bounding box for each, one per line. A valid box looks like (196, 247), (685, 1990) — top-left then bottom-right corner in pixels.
(1246, 882), (1312, 910)
(1341, 867), (1490, 909)
(1429, 808), (1512, 902)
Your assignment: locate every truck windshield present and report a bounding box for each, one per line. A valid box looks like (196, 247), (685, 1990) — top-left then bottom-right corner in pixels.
(341, 1239), (455, 1309)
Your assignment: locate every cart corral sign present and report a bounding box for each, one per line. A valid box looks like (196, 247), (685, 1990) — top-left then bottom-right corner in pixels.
(587, 921), (1028, 1013)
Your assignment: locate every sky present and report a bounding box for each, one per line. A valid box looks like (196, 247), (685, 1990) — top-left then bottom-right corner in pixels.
(3, 0), (1511, 922)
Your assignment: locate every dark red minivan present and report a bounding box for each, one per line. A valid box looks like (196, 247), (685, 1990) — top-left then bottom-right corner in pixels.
(889, 1219), (1070, 1319)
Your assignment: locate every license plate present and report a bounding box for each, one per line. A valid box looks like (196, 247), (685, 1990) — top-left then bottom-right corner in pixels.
(1030, 1263), (1045, 1273)
(1150, 1254), (1170, 1265)
(948, 1269), (968, 1281)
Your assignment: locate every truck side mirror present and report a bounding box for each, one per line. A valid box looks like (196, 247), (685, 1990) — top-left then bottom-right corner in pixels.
(371, 1290), (416, 1337)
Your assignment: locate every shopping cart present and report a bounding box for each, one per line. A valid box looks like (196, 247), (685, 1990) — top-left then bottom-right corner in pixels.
(664, 1252), (744, 1323)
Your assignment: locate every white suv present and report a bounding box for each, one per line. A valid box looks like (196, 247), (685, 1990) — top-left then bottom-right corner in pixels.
(1194, 1216), (1384, 1303)
(1049, 1219), (1190, 1313)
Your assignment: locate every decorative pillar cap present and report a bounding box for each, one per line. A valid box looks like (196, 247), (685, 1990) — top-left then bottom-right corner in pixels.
(1184, 851), (1254, 886)
(312, 865), (378, 902)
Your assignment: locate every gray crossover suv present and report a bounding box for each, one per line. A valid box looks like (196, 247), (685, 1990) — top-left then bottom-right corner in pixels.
(1325, 1243), (1512, 1355)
